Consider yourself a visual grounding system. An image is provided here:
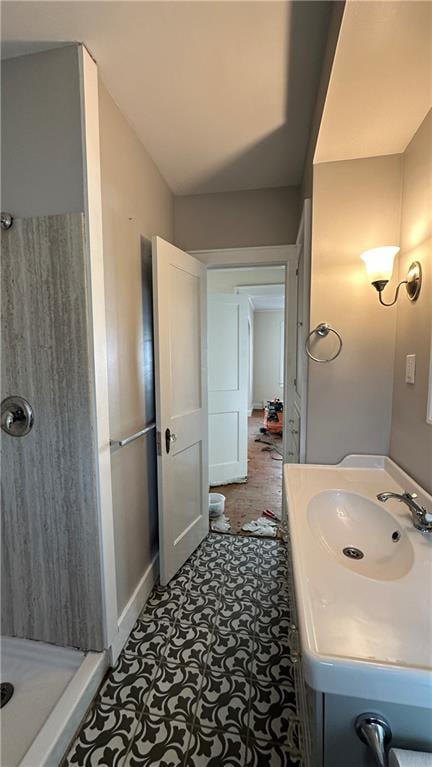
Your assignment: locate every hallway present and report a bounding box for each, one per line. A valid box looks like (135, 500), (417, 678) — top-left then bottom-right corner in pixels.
(66, 534), (303, 767)
(212, 411), (283, 536)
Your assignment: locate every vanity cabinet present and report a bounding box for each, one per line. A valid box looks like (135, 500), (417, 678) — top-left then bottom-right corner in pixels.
(298, 680), (432, 767)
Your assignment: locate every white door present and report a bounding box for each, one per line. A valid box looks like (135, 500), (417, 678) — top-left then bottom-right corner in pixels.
(152, 236), (208, 585)
(208, 293), (249, 485)
(283, 199), (311, 463)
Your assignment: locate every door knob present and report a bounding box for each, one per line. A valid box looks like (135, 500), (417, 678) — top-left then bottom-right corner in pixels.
(1, 396), (34, 437)
(165, 428), (177, 454)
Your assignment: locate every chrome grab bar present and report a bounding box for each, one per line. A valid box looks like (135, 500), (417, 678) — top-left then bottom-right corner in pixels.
(110, 422), (156, 449)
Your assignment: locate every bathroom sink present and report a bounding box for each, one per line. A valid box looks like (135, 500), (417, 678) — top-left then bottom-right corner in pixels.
(285, 456), (432, 709)
(308, 490), (414, 580)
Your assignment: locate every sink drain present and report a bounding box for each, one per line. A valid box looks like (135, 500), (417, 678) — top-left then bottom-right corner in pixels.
(343, 546), (364, 560)
(0, 683), (14, 709)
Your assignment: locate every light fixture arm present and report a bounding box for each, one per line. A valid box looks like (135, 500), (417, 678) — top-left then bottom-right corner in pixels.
(369, 261), (422, 307)
(376, 280), (407, 307)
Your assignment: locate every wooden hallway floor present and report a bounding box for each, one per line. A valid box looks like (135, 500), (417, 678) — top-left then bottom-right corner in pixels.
(211, 410), (283, 536)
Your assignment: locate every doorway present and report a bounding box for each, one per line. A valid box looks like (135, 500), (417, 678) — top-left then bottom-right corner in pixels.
(207, 266), (286, 536)
(152, 204), (310, 580)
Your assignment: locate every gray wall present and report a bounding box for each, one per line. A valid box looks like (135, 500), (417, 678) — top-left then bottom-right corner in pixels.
(1, 46), (84, 217)
(174, 186), (300, 251)
(307, 155), (402, 463)
(1, 214), (104, 650)
(98, 82), (174, 616)
(390, 110), (432, 492)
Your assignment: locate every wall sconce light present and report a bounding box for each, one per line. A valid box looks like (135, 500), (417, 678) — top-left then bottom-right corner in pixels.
(360, 246), (422, 306)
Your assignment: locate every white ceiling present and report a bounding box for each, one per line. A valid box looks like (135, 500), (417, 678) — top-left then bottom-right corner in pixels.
(315, 0), (432, 164)
(1, 1), (331, 195)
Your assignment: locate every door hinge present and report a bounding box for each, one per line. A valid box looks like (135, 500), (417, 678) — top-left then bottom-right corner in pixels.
(293, 377), (297, 387)
(296, 268), (299, 276)
(156, 430), (162, 456)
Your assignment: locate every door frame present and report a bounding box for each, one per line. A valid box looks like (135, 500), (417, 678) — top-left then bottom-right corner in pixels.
(294, 199), (311, 462)
(190, 239), (309, 465)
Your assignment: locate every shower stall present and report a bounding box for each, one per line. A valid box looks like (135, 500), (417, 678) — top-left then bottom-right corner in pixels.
(1, 45), (117, 765)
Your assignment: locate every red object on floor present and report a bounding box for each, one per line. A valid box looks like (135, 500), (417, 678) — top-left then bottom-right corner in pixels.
(263, 399), (284, 434)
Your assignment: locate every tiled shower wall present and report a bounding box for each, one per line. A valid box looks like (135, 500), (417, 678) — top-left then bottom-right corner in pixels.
(1, 213), (104, 650)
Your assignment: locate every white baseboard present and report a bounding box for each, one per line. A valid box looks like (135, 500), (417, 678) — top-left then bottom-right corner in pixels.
(252, 403), (264, 411)
(209, 476), (247, 487)
(110, 554), (159, 663)
(248, 408), (253, 417)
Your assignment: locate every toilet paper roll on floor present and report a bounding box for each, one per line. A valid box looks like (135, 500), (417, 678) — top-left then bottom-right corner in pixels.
(389, 748), (432, 767)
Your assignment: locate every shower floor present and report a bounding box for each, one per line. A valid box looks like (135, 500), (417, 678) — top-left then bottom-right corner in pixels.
(1, 636), (105, 766)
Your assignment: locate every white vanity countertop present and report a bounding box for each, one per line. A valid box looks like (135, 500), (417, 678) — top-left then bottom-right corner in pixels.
(284, 455), (432, 709)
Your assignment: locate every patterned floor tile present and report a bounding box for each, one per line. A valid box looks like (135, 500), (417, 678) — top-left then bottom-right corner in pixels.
(256, 578), (289, 605)
(223, 574), (258, 602)
(185, 726), (246, 766)
(198, 543), (231, 565)
(186, 570), (224, 598)
(246, 735), (303, 766)
(260, 539), (281, 554)
(66, 533), (306, 767)
(164, 622), (213, 667)
(125, 714), (190, 766)
(229, 545), (261, 565)
(231, 536), (262, 554)
(248, 680), (298, 743)
(177, 590), (220, 627)
(66, 704), (138, 766)
(207, 630), (254, 677)
(98, 654), (159, 711)
(227, 554), (260, 577)
(123, 618), (173, 660)
(145, 662), (202, 723)
(252, 637), (296, 685)
(194, 671), (250, 734)
(255, 603), (291, 640)
(199, 534), (232, 557)
(216, 596), (256, 634)
(170, 564), (194, 590)
(140, 588), (185, 622)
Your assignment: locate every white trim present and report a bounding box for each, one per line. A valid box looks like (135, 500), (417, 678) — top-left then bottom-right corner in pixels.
(209, 477), (247, 487)
(252, 402), (265, 411)
(253, 307), (284, 313)
(427, 334), (432, 425)
(191, 244), (297, 268)
(78, 46), (118, 650)
(19, 651), (108, 767)
(110, 554), (159, 664)
(297, 199), (312, 462)
(209, 264), (286, 274)
(236, 283), (285, 291)
(248, 408), (253, 417)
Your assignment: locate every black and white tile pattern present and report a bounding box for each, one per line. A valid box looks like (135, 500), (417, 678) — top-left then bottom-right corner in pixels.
(65, 534), (305, 767)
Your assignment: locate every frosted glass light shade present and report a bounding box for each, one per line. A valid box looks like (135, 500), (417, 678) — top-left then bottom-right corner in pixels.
(360, 246), (400, 285)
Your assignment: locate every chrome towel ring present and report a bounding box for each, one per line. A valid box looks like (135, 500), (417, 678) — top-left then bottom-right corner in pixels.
(305, 322), (343, 363)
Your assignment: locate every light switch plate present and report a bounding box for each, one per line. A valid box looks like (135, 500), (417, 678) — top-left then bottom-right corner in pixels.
(405, 354), (416, 384)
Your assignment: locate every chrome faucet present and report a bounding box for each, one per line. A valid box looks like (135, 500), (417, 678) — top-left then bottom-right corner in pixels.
(377, 491), (432, 534)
